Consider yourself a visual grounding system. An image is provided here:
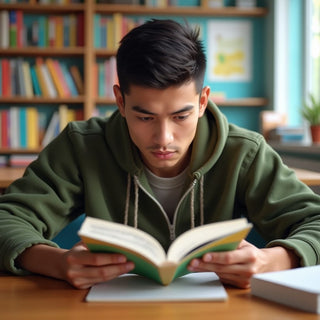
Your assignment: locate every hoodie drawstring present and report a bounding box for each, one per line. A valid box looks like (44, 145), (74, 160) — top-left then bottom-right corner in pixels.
(124, 174), (204, 230)
(190, 175), (204, 228)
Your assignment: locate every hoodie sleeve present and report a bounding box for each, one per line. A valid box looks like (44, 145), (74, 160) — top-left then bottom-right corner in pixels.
(240, 138), (320, 266)
(0, 126), (84, 274)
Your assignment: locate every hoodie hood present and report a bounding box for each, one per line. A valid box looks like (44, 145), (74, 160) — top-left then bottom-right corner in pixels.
(105, 100), (229, 180)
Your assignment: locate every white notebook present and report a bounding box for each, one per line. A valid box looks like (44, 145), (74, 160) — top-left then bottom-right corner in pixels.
(86, 272), (228, 302)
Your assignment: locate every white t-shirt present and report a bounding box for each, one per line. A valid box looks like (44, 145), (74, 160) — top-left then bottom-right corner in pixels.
(144, 166), (188, 222)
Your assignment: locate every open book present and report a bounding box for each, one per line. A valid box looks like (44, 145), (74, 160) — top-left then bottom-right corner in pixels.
(78, 217), (252, 285)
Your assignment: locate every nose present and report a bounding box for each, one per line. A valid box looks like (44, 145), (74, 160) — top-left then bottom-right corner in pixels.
(153, 120), (174, 147)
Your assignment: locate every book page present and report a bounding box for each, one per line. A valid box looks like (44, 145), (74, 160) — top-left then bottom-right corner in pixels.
(167, 218), (250, 262)
(78, 217), (166, 264)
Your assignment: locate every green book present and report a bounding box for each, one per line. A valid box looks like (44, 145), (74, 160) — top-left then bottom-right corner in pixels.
(78, 217), (252, 286)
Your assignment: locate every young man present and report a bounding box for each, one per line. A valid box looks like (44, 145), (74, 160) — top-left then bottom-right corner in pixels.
(0, 19), (319, 290)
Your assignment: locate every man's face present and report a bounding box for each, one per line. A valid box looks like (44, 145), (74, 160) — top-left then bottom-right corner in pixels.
(114, 82), (209, 178)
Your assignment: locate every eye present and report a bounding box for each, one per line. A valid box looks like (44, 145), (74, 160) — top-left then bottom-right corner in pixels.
(174, 114), (189, 121)
(138, 116), (153, 122)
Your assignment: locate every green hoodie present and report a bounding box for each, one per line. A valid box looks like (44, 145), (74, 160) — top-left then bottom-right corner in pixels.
(1, 101), (320, 274)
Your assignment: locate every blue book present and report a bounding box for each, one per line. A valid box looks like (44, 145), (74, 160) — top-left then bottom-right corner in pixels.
(94, 14), (101, 48)
(38, 16), (47, 47)
(30, 65), (41, 96)
(60, 63), (78, 96)
(98, 63), (104, 97)
(19, 107), (27, 148)
(63, 16), (70, 47)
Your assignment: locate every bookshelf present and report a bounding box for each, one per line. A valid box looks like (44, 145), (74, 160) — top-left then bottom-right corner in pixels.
(0, 0), (269, 159)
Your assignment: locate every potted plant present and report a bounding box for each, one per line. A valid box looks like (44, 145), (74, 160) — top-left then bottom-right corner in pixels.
(301, 93), (320, 143)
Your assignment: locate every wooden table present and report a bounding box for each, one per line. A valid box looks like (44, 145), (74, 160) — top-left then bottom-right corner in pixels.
(0, 273), (318, 320)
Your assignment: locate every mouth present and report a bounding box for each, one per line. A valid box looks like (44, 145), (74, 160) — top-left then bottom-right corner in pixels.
(151, 150), (176, 160)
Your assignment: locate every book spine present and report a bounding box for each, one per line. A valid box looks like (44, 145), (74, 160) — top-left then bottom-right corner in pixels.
(1, 110), (9, 148)
(16, 58), (26, 97)
(35, 57), (49, 97)
(16, 10), (23, 48)
(40, 62), (57, 98)
(9, 107), (20, 149)
(0, 10), (9, 48)
(69, 65), (84, 95)
(2, 59), (11, 97)
(22, 61), (34, 98)
(19, 107), (27, 149)
(30, 65), (42, 96)
(9, 10), (17, 48)
(53, 60), (71, 97)
(60, 63), (78, 96)
(26, 107), (39, 149)
(46, 58), (65, 97)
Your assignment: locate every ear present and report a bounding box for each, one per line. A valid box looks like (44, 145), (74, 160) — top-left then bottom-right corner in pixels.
(113, 85), (125, 117)
(199, 86), (210, 117)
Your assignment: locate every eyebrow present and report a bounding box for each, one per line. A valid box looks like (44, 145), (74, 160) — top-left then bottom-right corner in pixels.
(131, 105), (194, 115)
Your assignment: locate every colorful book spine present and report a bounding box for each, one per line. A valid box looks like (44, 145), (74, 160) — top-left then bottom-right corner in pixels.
(60, 63), (78, 96)
(30, 65), (42, 96)
(0, 10), (9, 49)
(9, 11), (17, 48)
(19, 107), (27, 149)
(26, 107), (39, 149)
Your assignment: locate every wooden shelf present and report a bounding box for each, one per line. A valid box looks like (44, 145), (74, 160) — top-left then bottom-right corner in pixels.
(0, 47), (85, 57)
(0, 4), (85, 13)
(215, 98), (269, 107)
(0, 97), (85, 104)
(0, 148), (41, 155)
(94, 4), (268, 17)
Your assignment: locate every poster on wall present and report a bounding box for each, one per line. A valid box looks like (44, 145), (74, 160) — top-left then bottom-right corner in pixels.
(207, 20), (252, 82)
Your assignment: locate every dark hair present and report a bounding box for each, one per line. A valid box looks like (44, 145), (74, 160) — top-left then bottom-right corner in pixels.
(116, 19), (206, 95)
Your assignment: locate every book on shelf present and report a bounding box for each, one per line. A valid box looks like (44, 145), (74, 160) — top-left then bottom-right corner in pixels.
(0, 10), (83, 48)
(0, 57), (82, 98)
(251, 265), (320, 314)
(78, 217), (252, 286)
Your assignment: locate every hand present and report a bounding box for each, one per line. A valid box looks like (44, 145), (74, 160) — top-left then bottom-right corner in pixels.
(61, 242), (135, 289)
(187, 240), (300, 289)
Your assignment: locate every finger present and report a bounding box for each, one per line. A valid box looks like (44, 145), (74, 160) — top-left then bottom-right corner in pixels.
(67, 251), (129, 267)
(67, 261), (135, 289)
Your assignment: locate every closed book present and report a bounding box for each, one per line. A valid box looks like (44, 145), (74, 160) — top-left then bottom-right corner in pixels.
(251, 266), (320, 314)
(59, 104), (68, 131)
(46, 58), (65, 97)
(69, 14), (76, 47)
(37, 15), (47, 47)
(60, 63), (78, 96)
(55, 16), (64, 48)
(30, 65), (42, 96)
(41, 111), (59, 147)
(53, 60), (71, 97)
(35, 58), (49, 97)
(2, 59), (11, 97)
(40, 62), (57, 98)
(22, 61), (34, 98)
(76, 13), (84, 46)
(26, 107), (39, 149)
(16, 10), (23, 47)
(48, 15), (56, 47)
(70, 65), (84, 94)
(19, 107), (27, 148)
(16, 59), (26, 96)
(0, 10), (9, 48)
(9, 106), (20, 149)
(9, 11), (17, 47)
(0, 110), (9, 148)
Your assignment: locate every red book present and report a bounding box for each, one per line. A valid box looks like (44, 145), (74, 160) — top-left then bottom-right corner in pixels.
(1, 110), (9, 148)
(16, 10), (23, 48)
(76, 13), (84, 46)
(1, 59), (11, 97)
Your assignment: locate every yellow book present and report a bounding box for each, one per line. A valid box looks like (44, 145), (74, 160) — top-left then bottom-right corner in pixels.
(46, 58), (65, 97)
(26, 107), (39, 149)
(22, 61), (34, 98)
(59, 104), (69, 131)
(55, 16), (64, 48)
(35, 58), (49, 98)
(113, 13), (123, 49)
(69, 14), (77, 47)
(106, 18), (115, 50)
(79, 217), (252, 286)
